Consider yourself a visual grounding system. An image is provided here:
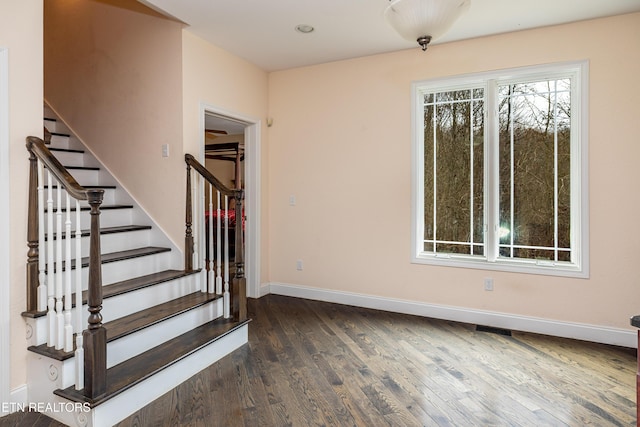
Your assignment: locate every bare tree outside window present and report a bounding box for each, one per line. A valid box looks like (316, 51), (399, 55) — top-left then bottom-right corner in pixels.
(498, 79), (571, 262)
(423, 89), (484, 255)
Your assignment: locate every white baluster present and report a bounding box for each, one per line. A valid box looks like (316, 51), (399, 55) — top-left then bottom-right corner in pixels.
(37, 161), (47, 311)
(199, 175), (207, 291)
(75, 199), (82, 323)
(74, 199), (84, 390)
(46, 171), (56, 347)
(75, 337), (84, 390)
(208, 184), (214, 293)
(223, 195), (230, 319)
(216, 191), (222, 295)
(55, 185), (64, 350)
(63, 192), (73, 352)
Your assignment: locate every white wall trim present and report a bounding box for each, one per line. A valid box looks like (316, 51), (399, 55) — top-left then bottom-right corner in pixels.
(198, 103), (261, 298)
(265, 282), (636, 348)
(0, 47), (11, 414)
(0, 386), (27, 416)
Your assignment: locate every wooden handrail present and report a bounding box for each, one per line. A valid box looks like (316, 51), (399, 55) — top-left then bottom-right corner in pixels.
(27, 136), (93, 201)
(26, 136), (107, 399)
(184, 153), (246, 321)
(185, 153), (236, 197)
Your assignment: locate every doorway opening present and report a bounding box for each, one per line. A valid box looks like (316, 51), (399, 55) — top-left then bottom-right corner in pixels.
(200, 106), (261, 299)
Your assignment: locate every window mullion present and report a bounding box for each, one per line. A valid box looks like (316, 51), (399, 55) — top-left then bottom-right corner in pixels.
(469, 94), (474, 255)
(432, 101), (437, 253)
(485, 80), (498, 262)
(509, 86), (515, 259)
(553, 80), (559, 262)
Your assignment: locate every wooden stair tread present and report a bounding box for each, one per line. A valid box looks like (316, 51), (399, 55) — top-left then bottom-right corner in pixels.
(61, 165), (99, 171)
(50, 131), (70, 137)
(47, 224), (151, 241)
(49, 147), (84, 154)
(44, 204), (134, 213)
(45, 184), (117, 189)
(104, 291), (221, 341)
(54, 318), (250, 406)
(100, 269), (199, 299)
(99, 246), (170, 263)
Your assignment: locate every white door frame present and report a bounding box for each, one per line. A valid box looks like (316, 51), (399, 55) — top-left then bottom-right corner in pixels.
(0, 47), (11, 409)
(199, 103), (261, 299)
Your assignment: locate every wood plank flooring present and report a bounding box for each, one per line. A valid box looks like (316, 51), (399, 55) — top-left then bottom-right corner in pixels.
(2, 294), (637, 426)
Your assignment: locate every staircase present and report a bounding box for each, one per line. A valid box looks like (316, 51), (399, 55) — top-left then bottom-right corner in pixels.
(22, 106), (249, 427)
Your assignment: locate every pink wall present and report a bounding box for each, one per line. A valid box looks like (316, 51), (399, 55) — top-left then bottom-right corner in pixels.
(44, 0), (185, 244)
(267, 13), (640, 332)
(2, 0), (43, 393)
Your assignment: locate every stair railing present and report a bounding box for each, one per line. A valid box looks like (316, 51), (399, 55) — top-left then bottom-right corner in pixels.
(26, 136), (107, 399)
(185, 154), (247, 321)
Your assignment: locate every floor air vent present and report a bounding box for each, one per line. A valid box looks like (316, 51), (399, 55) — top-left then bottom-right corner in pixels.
(475, 325), (512, 336)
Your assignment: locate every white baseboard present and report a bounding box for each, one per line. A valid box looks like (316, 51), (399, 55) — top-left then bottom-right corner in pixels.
(263, 282), (637, 349)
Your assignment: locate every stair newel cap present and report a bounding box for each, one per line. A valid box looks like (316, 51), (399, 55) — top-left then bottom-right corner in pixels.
(85, 188), (105, 206)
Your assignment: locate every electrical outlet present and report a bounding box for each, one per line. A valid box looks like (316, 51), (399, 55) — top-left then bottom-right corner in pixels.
(162, 144), (169, 158)
(484, 278), (494, 291)
(289, 195), (296, 206)
(296, 259), (303, 271)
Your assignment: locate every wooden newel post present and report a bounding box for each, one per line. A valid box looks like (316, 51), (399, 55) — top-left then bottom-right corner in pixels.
(232, 189), (246, 321)
(83, 189), (106, 399)
(185, 160), (194, 271)
(26, 149), (39, 313)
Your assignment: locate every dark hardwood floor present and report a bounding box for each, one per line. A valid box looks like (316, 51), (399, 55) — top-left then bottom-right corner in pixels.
(2, 294), (636, 426)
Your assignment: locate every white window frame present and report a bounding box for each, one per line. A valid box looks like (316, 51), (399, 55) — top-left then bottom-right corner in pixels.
(411, 61), (589, 278)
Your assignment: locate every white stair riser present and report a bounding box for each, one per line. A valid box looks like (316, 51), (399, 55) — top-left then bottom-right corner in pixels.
(102, 251), (173, 285)
(100, 276), (200, 321)
(43, 119), (61, 133)
(106, 298), (223, 368)
(41, 228), (152, 260)
(49, 135), (84, 151)
(44, 189), (118, 211)
(45, 251), (173, 297)
(62, 168), (102, 187)
(41, 207), (133, 232)
(25, 276), (201, 347)
(49, 150), (86, 167)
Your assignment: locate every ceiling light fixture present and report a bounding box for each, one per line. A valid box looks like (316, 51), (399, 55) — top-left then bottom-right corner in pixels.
(385, 0), (470, 51)
(295, 24), (315, 34)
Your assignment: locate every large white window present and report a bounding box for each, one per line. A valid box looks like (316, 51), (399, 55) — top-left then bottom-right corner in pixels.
(411, 61), (589, 277)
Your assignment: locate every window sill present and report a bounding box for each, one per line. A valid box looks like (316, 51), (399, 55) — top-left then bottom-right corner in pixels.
(412, 252), (588, 279)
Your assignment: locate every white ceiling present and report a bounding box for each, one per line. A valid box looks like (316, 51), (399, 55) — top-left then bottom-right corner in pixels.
(205, 113), (246, 136)
(140, 0), (640, 72)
